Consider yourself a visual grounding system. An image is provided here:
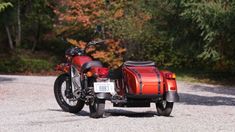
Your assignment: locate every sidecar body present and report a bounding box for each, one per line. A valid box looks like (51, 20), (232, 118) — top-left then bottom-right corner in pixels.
(111, 61), (179, 109)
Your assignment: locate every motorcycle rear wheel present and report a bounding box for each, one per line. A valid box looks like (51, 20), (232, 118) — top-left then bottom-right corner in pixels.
(156, 100), (173, 116)
(54, 73), (85, 113)
(89, 99), (105, 118)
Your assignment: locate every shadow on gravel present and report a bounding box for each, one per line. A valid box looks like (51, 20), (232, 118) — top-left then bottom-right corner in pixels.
(191, 85), (235, 96)
(104, 109), (167, 118)
(0, 76), (15, 83)
(48, 109), (166, 118)
(179, 93), (235, 106)
(48, 109), (90, 116)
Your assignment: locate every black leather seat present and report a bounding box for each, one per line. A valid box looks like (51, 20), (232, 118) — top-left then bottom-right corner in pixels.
(124, 61), (155, 67)
(81, 61), (102, 72)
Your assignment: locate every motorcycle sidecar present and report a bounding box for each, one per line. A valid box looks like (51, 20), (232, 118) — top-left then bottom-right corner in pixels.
(111, 61), (179, 116)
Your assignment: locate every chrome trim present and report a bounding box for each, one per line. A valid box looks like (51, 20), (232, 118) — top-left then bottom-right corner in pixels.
(70, 65), (82, 98)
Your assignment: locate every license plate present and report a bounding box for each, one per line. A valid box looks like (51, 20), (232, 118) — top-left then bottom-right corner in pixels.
(94, 82), (115, 93)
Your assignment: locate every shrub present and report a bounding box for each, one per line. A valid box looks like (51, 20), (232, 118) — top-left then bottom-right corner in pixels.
(0, 56), (53, 73)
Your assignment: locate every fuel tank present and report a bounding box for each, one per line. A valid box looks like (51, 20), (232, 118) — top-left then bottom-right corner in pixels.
(72, 56), (92, 70)
(123, 66), (164, 95)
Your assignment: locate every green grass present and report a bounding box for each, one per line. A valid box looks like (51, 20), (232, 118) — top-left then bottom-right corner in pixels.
(172, 68), (235, 86)
(0, 49), (58, 74)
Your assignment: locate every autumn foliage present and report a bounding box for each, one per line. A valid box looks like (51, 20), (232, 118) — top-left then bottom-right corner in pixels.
(53, 0), (104, 35)
(1, 0), (235, 75)
(53, 0), (126, 68)
(91, 39), (126, 68)
(67, 38), (125, 68)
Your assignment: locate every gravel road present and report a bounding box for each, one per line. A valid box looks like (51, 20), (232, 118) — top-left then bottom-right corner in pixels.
(0, 75), (235, 132)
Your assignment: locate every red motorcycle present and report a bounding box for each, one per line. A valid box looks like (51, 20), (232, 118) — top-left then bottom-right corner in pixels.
(54, 40), (179, 118)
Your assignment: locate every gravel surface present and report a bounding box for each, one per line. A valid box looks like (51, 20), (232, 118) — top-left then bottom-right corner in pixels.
(0, 75), (235, 132)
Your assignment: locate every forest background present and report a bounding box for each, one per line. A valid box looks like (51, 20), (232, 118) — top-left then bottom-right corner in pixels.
(0, 0), (235, 84)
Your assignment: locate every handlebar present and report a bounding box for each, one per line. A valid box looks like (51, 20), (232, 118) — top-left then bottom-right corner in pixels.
(85, 40), (105, 52)
(87, 40), (105, 46)
(62, 38), (105, 56)
(61, 38), (104, 48)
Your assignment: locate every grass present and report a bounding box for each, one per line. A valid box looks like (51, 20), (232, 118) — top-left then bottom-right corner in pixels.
(172, 68), (235, 86)
(0, 49), (59, 74)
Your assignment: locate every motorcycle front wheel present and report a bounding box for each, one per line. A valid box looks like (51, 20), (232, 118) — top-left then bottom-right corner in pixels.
(54, 73), (85, 113)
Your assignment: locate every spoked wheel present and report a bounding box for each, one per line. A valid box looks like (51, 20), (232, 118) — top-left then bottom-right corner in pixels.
(54, 73), (85, 113)
(156, 100), (174, 116)
(89, 99), (105, 118)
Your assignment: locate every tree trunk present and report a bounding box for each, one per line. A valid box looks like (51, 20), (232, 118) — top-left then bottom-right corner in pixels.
(32, 20), (41, 52)
(5, 25), (14, 50)
(16, 0), (21, 47)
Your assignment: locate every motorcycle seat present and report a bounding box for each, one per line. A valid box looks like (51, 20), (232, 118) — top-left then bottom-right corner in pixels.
(81, 61), (103, 72)
(124, 61), (155, 67)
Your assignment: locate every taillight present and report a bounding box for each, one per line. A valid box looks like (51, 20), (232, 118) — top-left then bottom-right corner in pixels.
(98, 68), (109, 78)
(165, 73), (176, 79)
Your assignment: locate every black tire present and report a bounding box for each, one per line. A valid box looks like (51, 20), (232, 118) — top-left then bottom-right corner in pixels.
(156, 100), (174, 116)
(54, 73), (85, 113)
(89, 99), (105, 118)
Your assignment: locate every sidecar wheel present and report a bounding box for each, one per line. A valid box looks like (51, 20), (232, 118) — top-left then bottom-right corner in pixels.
(156, 100), (173, 116)
(89, 99), (105, 118)
(54, 74), (85, 113)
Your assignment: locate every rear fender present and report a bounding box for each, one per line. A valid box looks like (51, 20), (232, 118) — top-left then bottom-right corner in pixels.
(90, 67), (109, 78)
(161, 70), (179, 102)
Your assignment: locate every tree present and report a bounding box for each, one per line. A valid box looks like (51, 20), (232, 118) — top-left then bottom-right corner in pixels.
(16, 0), (21, 47)
(0, 0), (55, 50)
(0, 2), (12, 12)
(23, 0), (55, 51)
(0, 0), (22, 49)
(0, 1), (14, 49)
(53, 0), (126, 68)
(181, 0), (235, 71)
(53, 0), (104, 36)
